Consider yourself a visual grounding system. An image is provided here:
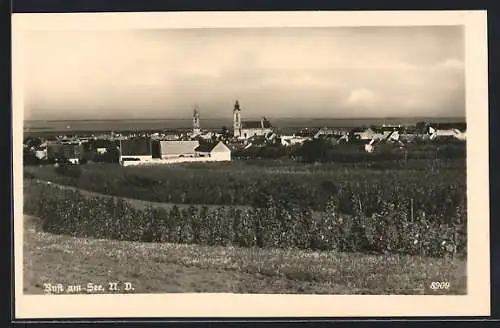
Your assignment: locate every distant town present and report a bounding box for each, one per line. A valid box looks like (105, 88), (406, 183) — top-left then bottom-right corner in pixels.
(23, 100), (467, 167)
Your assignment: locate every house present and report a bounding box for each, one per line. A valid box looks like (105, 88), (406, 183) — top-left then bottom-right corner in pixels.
(417, 121), (466, 136)
(119, 137), (153, 163)
(314, 127), (336, 139)
(35, 150), (47, 160)
(428, 127), (466, 141)
(380, 124), (405, 133)
(265, 131), (278, 141)
(355, 128), (381, 140)
(247, 135), (269, 147)
(430, 122), (466, 132)
(159, 140), (200, 158)
(364, 130), (404, 153)
(295, 128), (318, 139)
(198, 132), (216, 141)
(314, 127), (350, 139)
(195, 141), (231, 161)
(90, 138), (119, 151)
(280, 135), (310, 147)
(46, 143), (84, 164)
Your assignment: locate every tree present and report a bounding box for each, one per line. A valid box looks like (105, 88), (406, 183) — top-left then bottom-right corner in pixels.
(296, 139), (332, 163)
(220, 126), (231, 139)
(24, 136), (42, 150)
(23, 148), (40, 166)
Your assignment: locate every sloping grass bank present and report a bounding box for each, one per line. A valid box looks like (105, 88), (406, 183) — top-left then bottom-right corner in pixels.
(23, 215), (466, 295)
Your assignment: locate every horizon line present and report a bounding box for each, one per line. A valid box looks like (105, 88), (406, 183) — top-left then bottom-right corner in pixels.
(24, 115), (467, 122)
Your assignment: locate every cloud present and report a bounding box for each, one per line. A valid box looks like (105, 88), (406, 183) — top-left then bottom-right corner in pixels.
(346, 88), (378, 106)
(434, 58), (464, 70)
(23, 26), (465, 119)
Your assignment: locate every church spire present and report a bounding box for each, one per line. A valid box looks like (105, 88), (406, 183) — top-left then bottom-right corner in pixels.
(193, 104), (200, 135)
(233, 100), (242, 138)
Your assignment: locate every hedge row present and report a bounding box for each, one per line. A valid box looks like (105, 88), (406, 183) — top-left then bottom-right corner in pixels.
(296, 140), (466, 164)
(25, 158), (466, 225)
(24, 181), (466, 257)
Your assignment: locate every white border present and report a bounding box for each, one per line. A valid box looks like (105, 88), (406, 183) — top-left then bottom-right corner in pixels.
(12, 10), (490, 318)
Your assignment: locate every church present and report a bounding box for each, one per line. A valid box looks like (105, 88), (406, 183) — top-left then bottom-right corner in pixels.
(232, 100), (273, 139)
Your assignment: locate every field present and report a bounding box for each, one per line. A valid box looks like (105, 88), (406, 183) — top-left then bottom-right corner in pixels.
(24, 212), (466, 295)
(22, 152), (467, 294)
(24, 156), (466, 228)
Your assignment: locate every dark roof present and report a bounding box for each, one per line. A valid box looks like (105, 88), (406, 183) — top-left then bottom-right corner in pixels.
(91, 139), (118, 148)
(242, 118), (273, 129)
(243, 121), (263, 129)
(195, 142), (217, 152)
(120, 137), (152, 156)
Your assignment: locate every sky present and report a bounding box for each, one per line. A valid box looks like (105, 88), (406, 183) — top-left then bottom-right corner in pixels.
(23, 26), (465, 120)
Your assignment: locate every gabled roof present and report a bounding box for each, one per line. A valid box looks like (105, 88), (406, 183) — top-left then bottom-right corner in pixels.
(195, 142), (217, 153)
(242, 118), (273, 129)
(359, 128), (376, 134)
(211, 141), (231, 153)
(195, 141), (231, 153)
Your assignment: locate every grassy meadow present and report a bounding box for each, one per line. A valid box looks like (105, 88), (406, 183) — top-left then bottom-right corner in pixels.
(24, 214), (466, 295)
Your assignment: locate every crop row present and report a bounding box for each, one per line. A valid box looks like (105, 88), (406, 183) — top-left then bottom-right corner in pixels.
(24, 181), (466, 257)
(24, 158), (466, 225)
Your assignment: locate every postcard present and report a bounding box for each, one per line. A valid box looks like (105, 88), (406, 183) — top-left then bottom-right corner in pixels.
(13, 10), (490, 318)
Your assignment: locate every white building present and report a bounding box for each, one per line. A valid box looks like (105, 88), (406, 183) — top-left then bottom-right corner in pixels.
(195, 141), (231, 161)
(96, 148), (107, 155)
(119, 137), (154, 164)
(121, 140), (231, 166)
(280, 135), (310, 147)
(428, 127), (466, 141)
(35, 150), (47, 160)
(355, 128), (384, 141)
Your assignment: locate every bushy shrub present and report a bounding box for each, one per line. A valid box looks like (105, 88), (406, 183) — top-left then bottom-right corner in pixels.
(24, 180), (466, 258)
(55, 163), (82, 179)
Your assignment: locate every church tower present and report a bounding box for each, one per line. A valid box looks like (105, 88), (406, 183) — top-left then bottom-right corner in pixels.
(233, 100), (242, 137)
(193, 105), (200, 136)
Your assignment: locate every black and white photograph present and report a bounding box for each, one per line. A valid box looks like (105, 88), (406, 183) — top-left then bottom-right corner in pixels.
(13, 11), (490, 318)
